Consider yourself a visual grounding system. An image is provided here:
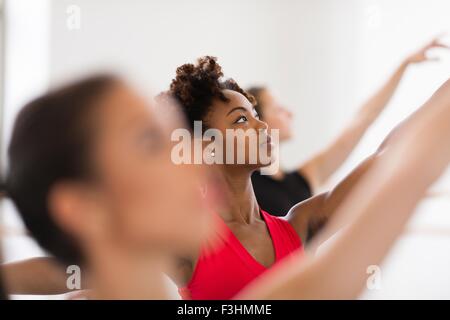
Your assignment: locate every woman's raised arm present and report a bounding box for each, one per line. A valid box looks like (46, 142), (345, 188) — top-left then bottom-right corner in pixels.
(239, 77), (450, 299)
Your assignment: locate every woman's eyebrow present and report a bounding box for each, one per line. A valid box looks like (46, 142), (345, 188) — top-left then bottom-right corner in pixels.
(226, 106), (247, 116)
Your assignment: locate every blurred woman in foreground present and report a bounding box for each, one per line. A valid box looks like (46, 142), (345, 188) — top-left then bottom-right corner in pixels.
(2, 76), (213, 298)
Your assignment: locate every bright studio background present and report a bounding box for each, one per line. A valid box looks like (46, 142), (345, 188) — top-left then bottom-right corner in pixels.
(1, 0), (450, 299)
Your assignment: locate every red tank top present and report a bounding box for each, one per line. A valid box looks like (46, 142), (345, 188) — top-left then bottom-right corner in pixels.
(179, 210), (303, 300)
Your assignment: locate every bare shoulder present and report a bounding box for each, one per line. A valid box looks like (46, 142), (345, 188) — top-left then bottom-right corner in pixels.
(285, 193), (328, 241)
(166, 256), (194, 288)
(164, 242), (200, 289)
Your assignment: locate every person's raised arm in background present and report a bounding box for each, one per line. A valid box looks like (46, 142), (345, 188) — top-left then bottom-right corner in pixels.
(299, 37), (448, 192)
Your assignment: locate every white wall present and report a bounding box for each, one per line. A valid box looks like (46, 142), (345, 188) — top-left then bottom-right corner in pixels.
(1, 0), (50, 263)
(48, 0), (450, 170)
(332, 0), (450, 184)
(49, 0), (355, 159)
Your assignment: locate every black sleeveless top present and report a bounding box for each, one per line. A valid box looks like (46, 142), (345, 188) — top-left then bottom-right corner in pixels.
(251, 170), (312, 217)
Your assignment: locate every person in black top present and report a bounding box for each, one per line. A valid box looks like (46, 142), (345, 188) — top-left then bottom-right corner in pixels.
(252, 170), (312, 217)
(249, 37), (448, 218)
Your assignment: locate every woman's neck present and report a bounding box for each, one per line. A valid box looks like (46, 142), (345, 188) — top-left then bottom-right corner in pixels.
(85, 239), (169, 300)
(218, 167), (260, 224)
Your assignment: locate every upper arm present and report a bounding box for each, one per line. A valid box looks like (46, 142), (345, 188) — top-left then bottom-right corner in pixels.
(298, 120), (369, 192)
(289, 77), (450, 247)
(165, 257), (193, 289)
(166, 247), (202, 289)
(298, 161), (321, 193)
(1, 257), (68, 295)
(289, 154), (377, 244)
(319, 154), (376, 216)
(286, 193), (327, 242)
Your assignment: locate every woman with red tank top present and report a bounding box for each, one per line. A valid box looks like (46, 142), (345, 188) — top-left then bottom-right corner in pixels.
(179, 210), (302, 300)
(165, 57), (338, 300)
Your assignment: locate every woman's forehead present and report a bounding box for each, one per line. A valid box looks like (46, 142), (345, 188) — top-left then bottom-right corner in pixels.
(220, 90), (254, 110)
(92, 84), (157, 137)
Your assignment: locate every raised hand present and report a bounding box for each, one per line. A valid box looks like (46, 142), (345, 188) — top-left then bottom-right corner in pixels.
(406, 36), (449, 64)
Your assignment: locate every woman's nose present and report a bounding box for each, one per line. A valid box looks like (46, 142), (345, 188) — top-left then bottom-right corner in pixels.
(255, 118), (269, 131)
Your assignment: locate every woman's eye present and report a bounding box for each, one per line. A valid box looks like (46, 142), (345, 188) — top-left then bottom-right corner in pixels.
(235, 116), (248, 124)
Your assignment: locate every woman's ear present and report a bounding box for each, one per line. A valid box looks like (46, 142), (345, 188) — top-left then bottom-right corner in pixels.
(48, 182), (108, 242)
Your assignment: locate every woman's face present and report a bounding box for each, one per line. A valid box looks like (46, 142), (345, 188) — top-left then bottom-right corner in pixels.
(258, 89), (293, 142)
(83, 83), (212, 256)
(205, 89), (274, 170)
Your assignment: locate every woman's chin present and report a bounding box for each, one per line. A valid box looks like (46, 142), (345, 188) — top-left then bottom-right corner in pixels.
(279, 129), (293, 142)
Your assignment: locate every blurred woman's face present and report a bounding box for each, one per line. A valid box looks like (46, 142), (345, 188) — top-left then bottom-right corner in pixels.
(88, 83), (211, 256)
(258, 89), (293, 142)
(205, 89), (274, 170)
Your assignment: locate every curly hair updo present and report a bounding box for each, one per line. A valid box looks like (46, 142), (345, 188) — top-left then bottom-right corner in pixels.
(168, 56), (256, 130)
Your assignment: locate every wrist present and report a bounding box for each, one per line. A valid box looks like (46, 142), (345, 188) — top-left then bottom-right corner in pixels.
(402, 57), (413, 67)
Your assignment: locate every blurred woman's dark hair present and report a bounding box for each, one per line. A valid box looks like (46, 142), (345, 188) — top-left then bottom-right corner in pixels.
(4, 75), (118, 267)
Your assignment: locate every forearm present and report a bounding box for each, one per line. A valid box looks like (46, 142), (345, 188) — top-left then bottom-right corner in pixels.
(248, 163), (436, 299)
(357, 60), (409, 124)
(309, 76), (450, 246)
(2, 257), (69, 295)
(300, 123), (373, 191)
(307, 76), (450, 246)
(288, 155), (375, 245)
(300, 61), (410, 190)
(289, 117), (450, 299)
(301, 155), (376, 248)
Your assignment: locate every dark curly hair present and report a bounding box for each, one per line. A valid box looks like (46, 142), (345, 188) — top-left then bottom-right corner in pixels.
(168, 56), (256, 130)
